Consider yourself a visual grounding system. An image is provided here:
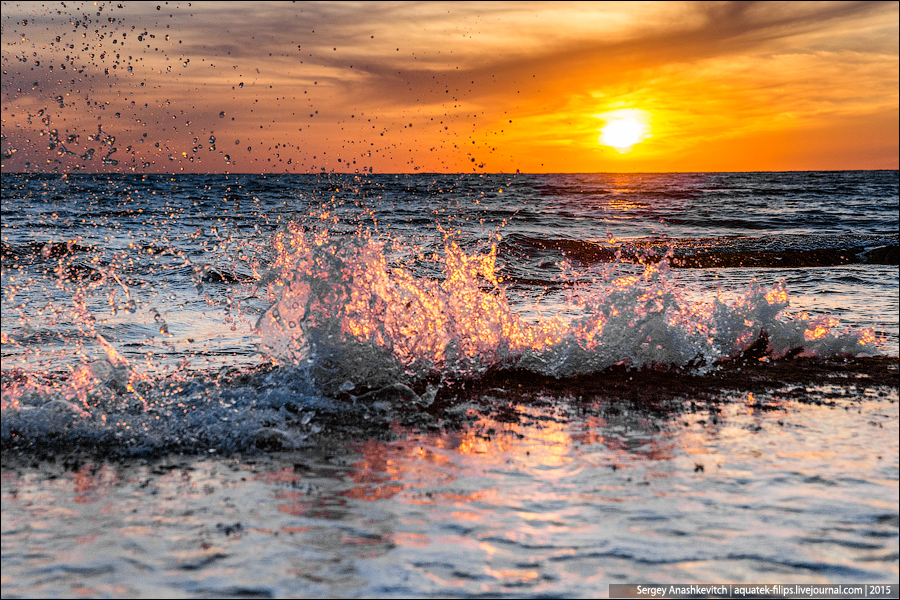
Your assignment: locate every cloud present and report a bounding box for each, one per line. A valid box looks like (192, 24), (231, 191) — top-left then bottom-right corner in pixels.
(1, 1), (896, 172)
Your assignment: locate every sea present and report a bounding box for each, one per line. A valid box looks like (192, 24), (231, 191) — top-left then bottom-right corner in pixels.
(2, 170), (898, 597)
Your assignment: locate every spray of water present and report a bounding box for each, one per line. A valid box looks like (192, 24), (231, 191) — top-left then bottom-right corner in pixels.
(1, 219), (885, 456)
(255, 224), (883, 386)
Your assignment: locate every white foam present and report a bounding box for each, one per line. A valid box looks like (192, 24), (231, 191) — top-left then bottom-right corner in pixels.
(256, 225), (883, 382)
(1, 223), (885, 455)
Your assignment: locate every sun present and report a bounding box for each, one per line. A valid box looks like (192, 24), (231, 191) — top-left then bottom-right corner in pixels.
(598, 109), (651, 152)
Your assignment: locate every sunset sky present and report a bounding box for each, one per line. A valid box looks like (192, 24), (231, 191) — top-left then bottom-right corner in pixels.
(1, 1), (897, 173)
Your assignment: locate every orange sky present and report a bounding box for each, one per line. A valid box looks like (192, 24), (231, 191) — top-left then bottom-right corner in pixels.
(1, 1), (897, 173)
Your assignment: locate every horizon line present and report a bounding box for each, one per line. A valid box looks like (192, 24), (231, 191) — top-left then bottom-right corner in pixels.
(3, 168), (898, 177)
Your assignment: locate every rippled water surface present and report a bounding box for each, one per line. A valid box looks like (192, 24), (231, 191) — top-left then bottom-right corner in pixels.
(3, 384), (898, 597)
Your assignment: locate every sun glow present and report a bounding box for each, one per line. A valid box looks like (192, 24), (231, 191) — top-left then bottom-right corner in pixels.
(598, 109), (651, 152)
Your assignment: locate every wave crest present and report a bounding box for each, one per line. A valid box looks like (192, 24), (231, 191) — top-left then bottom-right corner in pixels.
(256, 225), (883, 388)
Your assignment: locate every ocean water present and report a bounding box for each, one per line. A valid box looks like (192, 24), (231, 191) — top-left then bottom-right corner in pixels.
(2, 171), (898, 596)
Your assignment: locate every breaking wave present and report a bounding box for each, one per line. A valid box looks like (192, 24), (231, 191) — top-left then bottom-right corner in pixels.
(0, 222), (887, 457)
(256, 223), (882, 384)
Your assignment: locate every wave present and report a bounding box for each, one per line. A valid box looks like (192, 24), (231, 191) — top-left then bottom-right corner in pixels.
(1, 223), (890, 457)
(257, 226), (885, 383)
(499, 234), (899, 268)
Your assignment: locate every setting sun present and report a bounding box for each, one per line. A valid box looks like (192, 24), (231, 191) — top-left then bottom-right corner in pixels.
(599, 110), (651, 152)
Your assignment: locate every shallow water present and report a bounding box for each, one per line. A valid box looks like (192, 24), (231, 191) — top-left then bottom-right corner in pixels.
(3, 381), (898, 597)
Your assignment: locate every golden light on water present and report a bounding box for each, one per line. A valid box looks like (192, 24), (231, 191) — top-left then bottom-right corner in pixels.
(598, 109), (651, 152)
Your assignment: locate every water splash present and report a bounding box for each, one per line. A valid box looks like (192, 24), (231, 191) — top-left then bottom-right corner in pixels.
(256, 224), (883, 387)
(1, 216), (886, 457)
(256, 223), (557, 390)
